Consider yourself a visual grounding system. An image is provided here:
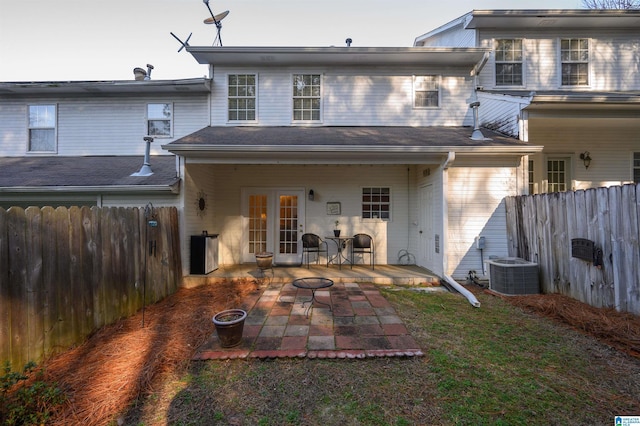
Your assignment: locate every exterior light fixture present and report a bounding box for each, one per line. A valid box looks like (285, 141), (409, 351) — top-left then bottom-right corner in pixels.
(580, 151), (592, 169)
(308, 189), (315, 201)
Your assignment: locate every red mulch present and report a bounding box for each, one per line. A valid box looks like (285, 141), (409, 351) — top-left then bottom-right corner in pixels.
(42, 279), (261, 426)
(488, 290), (640, 360)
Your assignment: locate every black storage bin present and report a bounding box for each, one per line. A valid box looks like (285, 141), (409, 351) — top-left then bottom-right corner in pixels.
(190, 234), (219, 274)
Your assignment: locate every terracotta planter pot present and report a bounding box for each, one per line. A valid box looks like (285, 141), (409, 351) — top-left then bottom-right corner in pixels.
(255, 252), (273, 270)
(212, 309), (247, 348)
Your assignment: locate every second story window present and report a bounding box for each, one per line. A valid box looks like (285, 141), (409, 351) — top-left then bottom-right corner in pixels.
(495, 39), (523, 86)
(293, 74), (321, 121)
(147, 103), (172, 137)
(413, 76), (439, 108)
(228, 74), (256, 121)
(28, 104), (56, 152)
(561, 38), (589, 86)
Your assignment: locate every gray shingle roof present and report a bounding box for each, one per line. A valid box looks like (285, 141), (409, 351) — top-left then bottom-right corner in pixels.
(0, 156), (179, 188)
(166, 126), (528, 148)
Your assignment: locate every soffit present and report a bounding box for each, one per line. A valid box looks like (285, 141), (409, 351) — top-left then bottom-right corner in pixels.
(466, 9), (640, 30)
(0, 78), (212, 97)
(186, 46), (488, 67)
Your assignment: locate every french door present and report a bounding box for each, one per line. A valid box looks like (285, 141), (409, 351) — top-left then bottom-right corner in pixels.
(243, 188), (305, 265)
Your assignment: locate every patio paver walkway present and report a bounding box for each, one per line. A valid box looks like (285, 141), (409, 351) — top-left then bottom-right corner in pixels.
(194, 282), (424, 360)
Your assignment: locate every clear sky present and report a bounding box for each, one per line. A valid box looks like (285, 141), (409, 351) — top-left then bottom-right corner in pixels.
(0, 0), (583, 82)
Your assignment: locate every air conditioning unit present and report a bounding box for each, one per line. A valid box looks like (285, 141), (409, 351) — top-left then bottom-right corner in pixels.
(486, 257), (539, 295)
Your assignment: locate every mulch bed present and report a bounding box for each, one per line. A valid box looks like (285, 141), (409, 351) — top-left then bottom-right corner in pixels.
(42, 279), (261, 426)
(488, 290), (640, 360)
(23, 281), (640, 425)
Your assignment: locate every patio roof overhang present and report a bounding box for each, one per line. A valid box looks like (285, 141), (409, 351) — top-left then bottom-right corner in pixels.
(163, 126), (543, 165)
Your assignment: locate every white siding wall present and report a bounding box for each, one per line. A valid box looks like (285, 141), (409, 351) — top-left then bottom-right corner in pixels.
(0, 95), (209, 157)
(478, 30), (640, 91)
(446, 158), (521, 279)
(210, 67), (475, 127)
(416, 26), (477, 48)
(529, 117), (640, 191)
(0, 101), (28, 156)
(180, 163), (412, 271)
(477, 92), (529, 139)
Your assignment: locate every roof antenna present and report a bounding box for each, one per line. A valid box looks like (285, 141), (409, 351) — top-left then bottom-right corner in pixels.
(170, 31), (192, 52)
(202, 0), (229, 46)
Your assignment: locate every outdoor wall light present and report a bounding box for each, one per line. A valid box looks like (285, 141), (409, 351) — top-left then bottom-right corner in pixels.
(308, 189), (315, 201)
(580, 151), (592, 169)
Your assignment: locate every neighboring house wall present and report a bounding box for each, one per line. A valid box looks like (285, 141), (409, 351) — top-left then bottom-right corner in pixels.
(476, 30), (640, 91)
(209, 67), (476, 127)
(528, 116), (640, 191)
(0, 95), (209, 157)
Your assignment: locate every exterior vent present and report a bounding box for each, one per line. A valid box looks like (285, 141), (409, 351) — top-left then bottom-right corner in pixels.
(487, 257), (539, 295)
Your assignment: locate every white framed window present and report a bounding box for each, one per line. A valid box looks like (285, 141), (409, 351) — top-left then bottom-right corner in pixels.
(633, 152), (640, 183)
(495, 39), (523, 86)
(292, 74), (321, 121)
(228, 74), (256, 121)
(28, 104), (57, 152)
(560, 38), (589, 86)
(547, 158), (570, 193)
(528, 159), (535, 195)
(413, 75), (440, 108)
(362, 187), (391, 220)
(147, 103), (172, 137)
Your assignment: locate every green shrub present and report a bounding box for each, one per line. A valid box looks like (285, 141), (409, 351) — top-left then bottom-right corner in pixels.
(0, 361), (66, 425)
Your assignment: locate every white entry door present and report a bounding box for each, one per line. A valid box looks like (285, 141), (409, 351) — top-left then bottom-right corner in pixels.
(242, 188), (305, 265)
(418, 184), (434, 269)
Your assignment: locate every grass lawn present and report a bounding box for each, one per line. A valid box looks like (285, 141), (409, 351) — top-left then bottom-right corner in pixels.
(122, 287), (640, 425)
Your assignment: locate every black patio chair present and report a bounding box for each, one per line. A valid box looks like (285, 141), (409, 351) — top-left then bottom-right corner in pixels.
(301, 233), (329, 268)
(351, 233), (374, 270)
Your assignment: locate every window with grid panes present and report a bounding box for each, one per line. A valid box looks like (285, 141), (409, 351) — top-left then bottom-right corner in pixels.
(561, 38), (589, 86)
(362, 187), (390, 220)
(495, 39), (523, 86)
(228, 74), (256, 121)
(547, 159), (568, 192)
(414, 76), (439, 108)
(292, 74), (321, 121)
(28, 105), (56, 152)
(634, 152), (640, 183)
(528, 159), (534, 194)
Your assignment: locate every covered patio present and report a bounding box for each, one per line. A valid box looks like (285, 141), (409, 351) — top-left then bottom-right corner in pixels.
(183, 263), (442, 287)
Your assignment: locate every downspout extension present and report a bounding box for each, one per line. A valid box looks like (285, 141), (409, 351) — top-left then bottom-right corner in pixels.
(444, 274), (481, 308)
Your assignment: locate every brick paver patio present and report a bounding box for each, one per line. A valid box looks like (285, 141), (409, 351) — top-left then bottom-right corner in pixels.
(194, 282), (424, 360)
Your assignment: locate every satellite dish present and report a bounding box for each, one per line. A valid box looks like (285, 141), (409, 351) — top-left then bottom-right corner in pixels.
(202, 1), (228, 46)
(204, 10), (229, 25)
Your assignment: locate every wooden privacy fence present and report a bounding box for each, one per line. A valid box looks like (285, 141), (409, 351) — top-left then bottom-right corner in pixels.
(505, 183), (640, 315)
(0, 206), (182, 370)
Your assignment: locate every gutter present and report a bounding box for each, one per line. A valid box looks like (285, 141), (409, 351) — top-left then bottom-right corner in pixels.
(0, 184), (180, 194)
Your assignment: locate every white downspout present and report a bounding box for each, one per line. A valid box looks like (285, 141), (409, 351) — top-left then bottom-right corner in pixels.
(441, 151), (481, 308)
